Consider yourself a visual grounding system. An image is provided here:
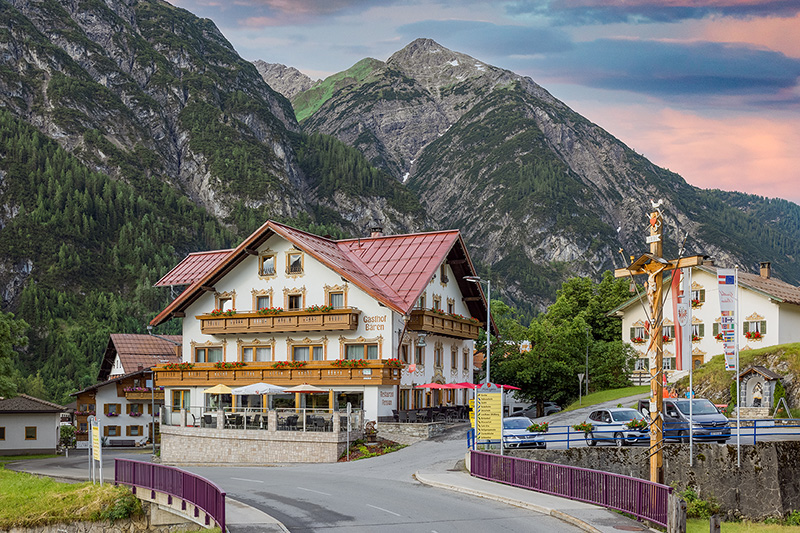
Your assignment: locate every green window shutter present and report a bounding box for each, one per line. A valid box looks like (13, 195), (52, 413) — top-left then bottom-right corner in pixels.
(700, 289), (705, 302)
(761, 321), (767, 334)
(630, 327), (635, 340)
(743, 321), (750, 333)
(699, 324), (705, 337)
(713, 323), (719, 336)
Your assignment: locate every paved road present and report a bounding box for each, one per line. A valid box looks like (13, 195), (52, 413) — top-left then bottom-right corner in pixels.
(183, 425), (581, 532)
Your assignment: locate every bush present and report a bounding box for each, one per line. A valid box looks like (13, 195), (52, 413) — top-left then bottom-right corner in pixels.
(97, 490), (142, 522)
(679, 487), (720, 519)
(785, 510), (800, 526)
(59, 425), (76, 449)
(773, 380), (786, 417)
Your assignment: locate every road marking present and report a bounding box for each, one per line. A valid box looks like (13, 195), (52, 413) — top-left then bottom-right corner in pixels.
(297, 486), (331, 496)
(367, 504), (401, 516)
(230, 477), (263, 483)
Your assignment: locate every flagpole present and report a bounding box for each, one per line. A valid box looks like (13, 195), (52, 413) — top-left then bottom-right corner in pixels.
(735, 266), (741, 468)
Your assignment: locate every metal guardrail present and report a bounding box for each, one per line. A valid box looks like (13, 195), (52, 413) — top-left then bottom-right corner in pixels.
(115, 458), (226, 532)
(470, 450), (671, 527)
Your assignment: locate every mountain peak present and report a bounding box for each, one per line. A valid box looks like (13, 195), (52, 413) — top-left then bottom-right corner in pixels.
(387, 38), (493, 93)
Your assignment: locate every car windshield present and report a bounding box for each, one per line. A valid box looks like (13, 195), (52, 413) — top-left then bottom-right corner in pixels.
(504, 418), (531, 429)
(674, 399), (719, 415)
(611, 409), (642, 422)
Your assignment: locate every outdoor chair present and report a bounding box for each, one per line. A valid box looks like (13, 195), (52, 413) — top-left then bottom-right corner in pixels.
(312, 417), (326, 431)
(391, 409), (399, 422)
(203, 414), (216, 428)
(407, 410), (417, 423)
(248, 414), (261, 429)
(399, 410), (409, 423)
(287, 415), (299, 430)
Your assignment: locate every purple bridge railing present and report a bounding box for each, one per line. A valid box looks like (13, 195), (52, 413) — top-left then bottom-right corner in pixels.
(115, 458), (225, 532)
(470, 450), (671, 527)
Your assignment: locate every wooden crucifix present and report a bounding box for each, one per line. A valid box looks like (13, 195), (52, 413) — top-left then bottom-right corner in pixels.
(614, 208), (704, 484)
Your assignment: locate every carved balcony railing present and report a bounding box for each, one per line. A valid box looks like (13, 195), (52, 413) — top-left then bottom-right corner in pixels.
(153, 360), (402, 388)
(407, 309), (481, 340)
(197, 308), (360, 335)
(124, 390), (165, 401)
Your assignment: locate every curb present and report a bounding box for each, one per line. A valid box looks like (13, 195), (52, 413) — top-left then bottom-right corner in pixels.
(413, 471), (601, 533)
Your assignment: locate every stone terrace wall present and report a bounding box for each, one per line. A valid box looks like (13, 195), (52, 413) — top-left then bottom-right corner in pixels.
(505, 442), (800, 520)
(377, 422), (448, 445)
(161, 425), (360, 464)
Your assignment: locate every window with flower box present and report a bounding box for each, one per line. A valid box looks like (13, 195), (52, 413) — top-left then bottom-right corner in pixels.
(127, 403), (142, 415)
(691, 323), (704, 340)
(215, 291), (235, 312)
(328, 292), (344, 309)
(195, 346), (223, 363)
(105, 403), (121, 416)
(662, 325), (674, 341)
(629, 325), (648, 342)
(79, 423), (87, 432)
(255, 294), (271, 311)
(346, 343), (378, 360)
(25, 427), (36, 440)
(242, 345), (272, 362)
(287, 293), (303, 310)
(432, 295), (442, 311)
(416, 293), (426, 309)
(691, 288), (705, 307)
(744, 319), (766, 339)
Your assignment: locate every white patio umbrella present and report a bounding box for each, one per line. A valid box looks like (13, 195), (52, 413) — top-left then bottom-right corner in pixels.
(231, 382), (286, 395)
(281, 383), (327, 393)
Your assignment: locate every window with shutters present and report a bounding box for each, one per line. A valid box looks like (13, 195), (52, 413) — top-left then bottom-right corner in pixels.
(635, 358), (649, 371)
(630, 325), (648, 343)
(691, 323), (705, 341)
(744, 318), (767, 340)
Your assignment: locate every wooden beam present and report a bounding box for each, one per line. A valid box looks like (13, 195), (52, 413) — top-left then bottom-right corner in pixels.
(199, 285), (215, 292)
(172, 312), (185, 318)
(614, 254), (705, 278)
(243, 247), (258, 256)
(462, 296), (482, 302)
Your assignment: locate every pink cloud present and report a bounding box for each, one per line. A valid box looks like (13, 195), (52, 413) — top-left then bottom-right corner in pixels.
(697, 14), (800, 58)
(573, 103), (800, 203)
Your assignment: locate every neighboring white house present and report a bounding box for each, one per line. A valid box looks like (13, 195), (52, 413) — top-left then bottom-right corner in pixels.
(611, 261), (800, 383)
(0, 394), (64, 455)
(149, 221), (489, 423)
(72, 334), (181, 448)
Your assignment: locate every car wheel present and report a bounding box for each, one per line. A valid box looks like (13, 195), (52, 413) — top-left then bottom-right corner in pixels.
(614, 432), (625, 447)
(717, 440), (727, 444)
(679, 430), (689, 443)
(585, 432), (596, 446)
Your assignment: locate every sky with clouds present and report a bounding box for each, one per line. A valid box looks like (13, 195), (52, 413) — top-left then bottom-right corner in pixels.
(169, 0), (800, 204)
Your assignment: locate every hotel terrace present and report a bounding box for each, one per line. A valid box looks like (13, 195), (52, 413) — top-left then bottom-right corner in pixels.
(149, 221), (490, 463)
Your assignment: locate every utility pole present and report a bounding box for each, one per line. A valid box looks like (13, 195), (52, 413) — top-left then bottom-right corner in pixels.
(614, 207), (703, 484)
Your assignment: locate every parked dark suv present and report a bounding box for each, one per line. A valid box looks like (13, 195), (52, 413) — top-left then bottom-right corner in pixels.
(639, 398), (730, 443)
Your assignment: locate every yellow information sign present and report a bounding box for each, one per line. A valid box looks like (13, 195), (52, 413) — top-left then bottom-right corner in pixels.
(469, 398), (475, 428)
(475, 392), (502, 440)
(91, 424), (101, 461)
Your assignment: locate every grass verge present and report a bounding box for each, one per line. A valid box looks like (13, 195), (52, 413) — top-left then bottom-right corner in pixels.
(561, 386), (649, 413)
(688, 518), (800, 532)
(0, 467), (141, 529)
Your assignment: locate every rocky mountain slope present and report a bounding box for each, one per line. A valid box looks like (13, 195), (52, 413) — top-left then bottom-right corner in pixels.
(253, 61), (318, 99)
(270, 39), (800, 312)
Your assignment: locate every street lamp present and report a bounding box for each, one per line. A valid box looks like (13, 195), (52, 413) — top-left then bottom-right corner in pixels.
(585, 327), (590, 396)
(464, 276), (491, 384)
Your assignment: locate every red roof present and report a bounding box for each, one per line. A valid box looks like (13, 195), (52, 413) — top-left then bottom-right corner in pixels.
(155, 249), (233, 287)
(151, 221), (489, 328)
(98, 333), (182, 381)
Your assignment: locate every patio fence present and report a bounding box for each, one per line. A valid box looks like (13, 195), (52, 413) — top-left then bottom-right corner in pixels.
(115, 458), (225, 532)
(470, 450), (671, 527)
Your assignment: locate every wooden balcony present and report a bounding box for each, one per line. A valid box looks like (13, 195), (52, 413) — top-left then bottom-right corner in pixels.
(198, 308), (360, 335)
(407, 309), (481, 339)
(153, 360), (402, 388)
(124, 390), (165, 401)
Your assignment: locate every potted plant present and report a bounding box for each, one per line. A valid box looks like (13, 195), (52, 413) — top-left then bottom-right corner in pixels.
(272, 361), (307, 369)
(305, 304), (334, 313)
(527, 421), (549, 433)
(626, 419), (648, 431)
(631, 336), (646, 344)
(331, 359), (368, 368)
(258, 306), (284, 315)
(213, 361), (246, 369)
(572, 421), (593, 433)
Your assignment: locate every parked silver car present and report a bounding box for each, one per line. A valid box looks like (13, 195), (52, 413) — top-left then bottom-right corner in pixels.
(502, 416), (547, 449)
(584, 408), (648, 446)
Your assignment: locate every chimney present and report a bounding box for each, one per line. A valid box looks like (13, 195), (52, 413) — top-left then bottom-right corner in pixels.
(370, 226), (383, 238)
(760, 262), (771, 279)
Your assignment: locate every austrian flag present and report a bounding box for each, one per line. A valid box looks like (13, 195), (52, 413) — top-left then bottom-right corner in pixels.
(718, 274), (734, 285)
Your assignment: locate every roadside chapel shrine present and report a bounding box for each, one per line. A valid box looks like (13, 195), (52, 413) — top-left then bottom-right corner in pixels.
(150, 220), (490, 425)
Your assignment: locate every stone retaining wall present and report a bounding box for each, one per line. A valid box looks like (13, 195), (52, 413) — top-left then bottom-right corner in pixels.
(161, 425), (360, 464)
(377, 422), (448, 445)
(506, 441), (800, 520)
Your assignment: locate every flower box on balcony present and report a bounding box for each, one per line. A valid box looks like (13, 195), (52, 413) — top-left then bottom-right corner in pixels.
(198, 308), (360, 335)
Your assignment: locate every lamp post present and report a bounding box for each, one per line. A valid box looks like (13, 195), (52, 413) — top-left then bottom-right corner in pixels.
(464, 276), (491, 384)
(585, 327), (590, 396)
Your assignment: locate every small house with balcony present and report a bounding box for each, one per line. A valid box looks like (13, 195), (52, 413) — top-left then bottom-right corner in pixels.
(611, 261), (800, 384)
(148, 221), (489, 463)
(72, 334), (181, 447)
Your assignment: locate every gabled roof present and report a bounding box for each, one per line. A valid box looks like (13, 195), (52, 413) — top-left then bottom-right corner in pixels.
(150, 220), (489, 328)
(73, 368), (154, 397)
(738, 365), (783, 381)
(155, 249), (233, 287)
(0, 394), (65, 414)
(98, 333), (182, 382)
(609, 264), (800, 316)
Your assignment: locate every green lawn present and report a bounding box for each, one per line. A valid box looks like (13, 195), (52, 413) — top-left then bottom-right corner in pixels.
(561, 386), (649, 413)
(0, 467), (140, 529)
(688, 519), (800, 532)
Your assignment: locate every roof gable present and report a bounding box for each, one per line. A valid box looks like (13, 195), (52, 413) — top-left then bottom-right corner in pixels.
(155, 249), (233, 287)
(151, 221), (486, 326)
(98, 334), (181, 382)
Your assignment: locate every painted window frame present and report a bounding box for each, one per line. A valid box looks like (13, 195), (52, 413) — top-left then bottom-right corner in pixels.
(171, 389), (190, 412)
(25, 426), (37, 440)
(194, 345), (224, 363)
(258, 252), (276, 278)
(286, 250), (304, 276)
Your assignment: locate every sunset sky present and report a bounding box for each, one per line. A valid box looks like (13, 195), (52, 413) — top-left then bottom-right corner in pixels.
(169, 0), (800, 205)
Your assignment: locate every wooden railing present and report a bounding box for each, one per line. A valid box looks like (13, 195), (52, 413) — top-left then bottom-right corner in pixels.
(408, 309), (481, 339)
(124, 390), (165, 401)
(197, 308), (360, 335)
(153, 360), (402, 387)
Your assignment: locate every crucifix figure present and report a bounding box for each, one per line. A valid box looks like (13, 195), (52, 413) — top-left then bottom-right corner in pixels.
(614, 207), (704, 484)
